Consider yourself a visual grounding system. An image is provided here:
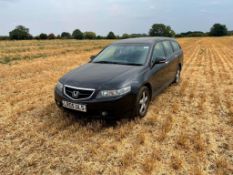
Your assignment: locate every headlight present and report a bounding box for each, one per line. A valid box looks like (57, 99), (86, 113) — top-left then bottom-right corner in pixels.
(97, 86), (131, 98)
(56, 81), (63, 92)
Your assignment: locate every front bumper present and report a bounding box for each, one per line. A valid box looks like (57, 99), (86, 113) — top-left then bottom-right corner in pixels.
(54, 88), (136, 117)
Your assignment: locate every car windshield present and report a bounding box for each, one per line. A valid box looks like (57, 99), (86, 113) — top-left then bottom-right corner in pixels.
(92, 44), (150, 66)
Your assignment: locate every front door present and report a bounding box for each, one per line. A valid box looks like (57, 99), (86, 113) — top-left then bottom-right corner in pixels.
(150, 42), (170, 93)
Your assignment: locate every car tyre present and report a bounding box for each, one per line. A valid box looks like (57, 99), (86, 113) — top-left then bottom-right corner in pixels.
(132, 86), (150, 118)
(173, 67), (181, 84)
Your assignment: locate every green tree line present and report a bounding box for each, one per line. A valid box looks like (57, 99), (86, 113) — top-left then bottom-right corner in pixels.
(0, 23), (231, 40)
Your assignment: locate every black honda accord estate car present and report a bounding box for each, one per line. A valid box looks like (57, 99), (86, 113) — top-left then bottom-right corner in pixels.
(55, 37), (183, 118)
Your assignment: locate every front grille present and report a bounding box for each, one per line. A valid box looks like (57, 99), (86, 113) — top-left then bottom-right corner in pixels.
(64, 85), (95, 100)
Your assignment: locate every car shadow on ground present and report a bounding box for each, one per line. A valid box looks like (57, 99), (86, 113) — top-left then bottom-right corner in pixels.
(43, 103), (136, 129)
(64, 110), (131, 127)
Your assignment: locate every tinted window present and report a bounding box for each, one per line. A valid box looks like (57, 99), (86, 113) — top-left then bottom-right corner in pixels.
(171, 41), (180, 52)
(93, 44), (150, 65)
(152, 42), (166, 62)
(163, 41), (174, 56)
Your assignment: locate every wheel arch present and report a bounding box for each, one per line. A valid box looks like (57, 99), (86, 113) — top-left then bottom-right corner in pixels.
(179, 63), (182, 70)
(143, 82), (152, 100)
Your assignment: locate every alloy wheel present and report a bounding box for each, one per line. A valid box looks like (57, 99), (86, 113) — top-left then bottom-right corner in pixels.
(139, 90), (149, 116)
(175, 69), (181, 83)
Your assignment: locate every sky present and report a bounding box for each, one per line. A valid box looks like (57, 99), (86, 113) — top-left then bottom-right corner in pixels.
(0, 0), (232, 36)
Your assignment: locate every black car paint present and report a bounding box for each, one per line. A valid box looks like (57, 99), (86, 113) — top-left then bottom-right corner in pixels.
(55, 37), (183, 117)
(60, 63), (143, 91)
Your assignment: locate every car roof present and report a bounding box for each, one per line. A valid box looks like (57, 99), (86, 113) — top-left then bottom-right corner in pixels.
(113, 37), (176, 45)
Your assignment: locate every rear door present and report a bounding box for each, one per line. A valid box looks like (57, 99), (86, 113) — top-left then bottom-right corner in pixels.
(150, 42), (170, 93)
(162, 41), (177, 82)
(171, 40), (183, 70)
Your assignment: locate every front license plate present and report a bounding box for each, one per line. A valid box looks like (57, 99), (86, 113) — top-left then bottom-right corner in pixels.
(62, 101), (87, 112)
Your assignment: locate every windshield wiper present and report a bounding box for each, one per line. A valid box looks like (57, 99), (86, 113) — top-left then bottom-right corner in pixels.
(94, 61), (119, 64)
(94, 61), (142, 66)
(120, 63), (143, 66)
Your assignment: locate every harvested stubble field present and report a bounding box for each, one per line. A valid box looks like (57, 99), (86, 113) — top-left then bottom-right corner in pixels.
(0, 37), (233, 175)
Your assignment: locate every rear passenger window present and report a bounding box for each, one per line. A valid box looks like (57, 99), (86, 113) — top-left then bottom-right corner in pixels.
(163, 41), (174, 56)
(171, 41), (180, 52)
(152, 42), (166, 61)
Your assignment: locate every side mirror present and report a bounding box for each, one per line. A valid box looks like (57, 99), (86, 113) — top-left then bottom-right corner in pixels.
(153, 57), (168, 64)
(89, 55), (96, 62)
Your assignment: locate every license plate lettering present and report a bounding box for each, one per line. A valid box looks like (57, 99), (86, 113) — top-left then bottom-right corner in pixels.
(62, 101), (87, 112)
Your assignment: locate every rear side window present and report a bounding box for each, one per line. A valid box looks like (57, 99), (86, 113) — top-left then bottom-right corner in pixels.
(163, 41), (174, 57)
(171, 41), (181, 52)
(152, 42), (166, 61)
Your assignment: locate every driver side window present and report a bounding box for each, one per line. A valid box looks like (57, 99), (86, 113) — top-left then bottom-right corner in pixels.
(152, 42), (166, 62)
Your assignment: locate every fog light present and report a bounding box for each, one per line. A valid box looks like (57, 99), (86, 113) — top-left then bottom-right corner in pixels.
(101, 111), (108, 116)
(56, 100), (61, 106)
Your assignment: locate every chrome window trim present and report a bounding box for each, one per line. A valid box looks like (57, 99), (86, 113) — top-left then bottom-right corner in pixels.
(64, 85), (95, 101)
